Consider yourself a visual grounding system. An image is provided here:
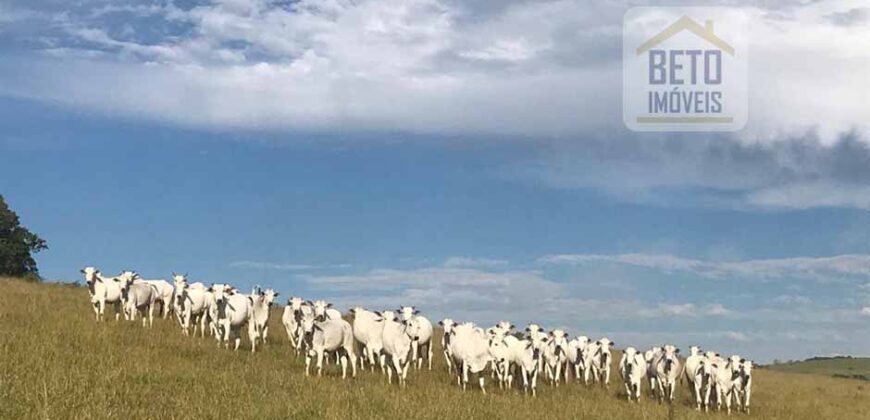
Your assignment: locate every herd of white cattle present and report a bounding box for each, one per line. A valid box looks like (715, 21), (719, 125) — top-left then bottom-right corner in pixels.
(79, 266), (754, 414)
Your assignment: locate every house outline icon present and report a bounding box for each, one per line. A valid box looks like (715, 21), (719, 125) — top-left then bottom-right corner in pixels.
(636, 15), (734, 56)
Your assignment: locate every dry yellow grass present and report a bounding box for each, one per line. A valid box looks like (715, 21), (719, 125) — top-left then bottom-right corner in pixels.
(1, 278), (868, 419)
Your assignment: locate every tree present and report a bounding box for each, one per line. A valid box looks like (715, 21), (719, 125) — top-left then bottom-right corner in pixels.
(0, 195), (47, 278)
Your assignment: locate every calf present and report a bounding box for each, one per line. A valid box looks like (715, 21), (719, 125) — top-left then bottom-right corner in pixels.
(683, 345), (709, 410)
(80, 267), (124, 322)
(301, 314), (356, 379)
(655, 345), (682, 404)
(543, 329), (570, 386)
(282, 297), (313, 355)
(115, 271), (159, 327)
(379, 310), (413, 387)
(736, 360), (753, 414)
(399, 306), (434, 370)
(349, 307), (385, 372)
(439, 318), (457, 373)
(131, 272), (175, 319)
(448, 322), (495, 393)
(567, 335), (590, 382)
(210, 284), (255, 352)
(174, 278), (212, 337)
(586, 338), (614, 386)
(250, 287), (279, 348)
(619, 347), (647, 402)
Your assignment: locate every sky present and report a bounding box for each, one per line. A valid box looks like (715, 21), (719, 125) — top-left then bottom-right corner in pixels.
(1, 0), (870, 363)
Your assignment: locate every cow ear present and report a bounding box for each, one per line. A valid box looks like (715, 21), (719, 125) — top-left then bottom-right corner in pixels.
(525, 327), (530, 332)
(327, 303), (333, 308)
(438, 320), (444, 326)
(740, 358), (746, 363)
(413, 309), (420, 315)
(596, 340), (601, 345)
(660, 346), (666, 352)
(675, 348), (679, 353)
(273, 292), (279, 297)
(510, 324), (515, 330)
(374, 311), (382, 317)
(80, 268), (86, 274)
(716, 353), (720, 357)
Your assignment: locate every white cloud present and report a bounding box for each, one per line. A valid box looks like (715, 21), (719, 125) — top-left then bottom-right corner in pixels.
(1, 0), (868, 141)
(442, 256), (508, 268)
(861, 307), (870, 317)
(228, 260), (349, 270)
(540, 253), (870, 281)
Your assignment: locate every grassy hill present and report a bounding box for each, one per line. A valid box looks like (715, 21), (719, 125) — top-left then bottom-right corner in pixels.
(766, 357), (870, 381)
(1, 278), (868, 419)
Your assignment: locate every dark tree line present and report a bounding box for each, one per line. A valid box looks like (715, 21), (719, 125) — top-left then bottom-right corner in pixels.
(0, 195), (47, 278)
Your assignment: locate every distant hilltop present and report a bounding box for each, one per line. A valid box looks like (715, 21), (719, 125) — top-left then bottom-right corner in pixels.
(767, 356), (869, 382)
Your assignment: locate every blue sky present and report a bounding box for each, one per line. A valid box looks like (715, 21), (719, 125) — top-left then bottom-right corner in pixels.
(2, 0), (870, 362)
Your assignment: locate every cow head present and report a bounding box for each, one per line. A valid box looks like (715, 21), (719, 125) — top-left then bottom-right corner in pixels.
(689, 345), (702, 356)
(660, 345), (679, 372)
(525, 323), (543, 339)
(379, 310), (399, 323)
(549, 329), (569, 355)
(311, 300), (333, 321)
(740, 359), (753, 379)
(80, 267), (99, 284)
(398, 306), (420, 321)
(496, 321), (515, 333)
(439, 318), (456, 334)
(260, 288), (278, 307)
(209, 283), (235, 304)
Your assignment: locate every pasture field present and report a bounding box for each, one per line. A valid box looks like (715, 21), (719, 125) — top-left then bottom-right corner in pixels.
(1, 278), (868, 419)
(766, 357), (870, 381)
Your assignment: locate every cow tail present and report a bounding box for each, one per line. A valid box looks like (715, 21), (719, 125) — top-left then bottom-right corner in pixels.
(678, 362), (687, 385)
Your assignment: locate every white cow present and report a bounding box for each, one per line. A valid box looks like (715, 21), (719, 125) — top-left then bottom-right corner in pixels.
(114, 271), (159, 327)
(250, 287), (279, 348)
(709, 355), (745, 414)
(350, 307), (385, 373)
(645, 347), (664, 398)
(174, 277), (211, 337)
(438, 318), (457, 373)
(683, 345), (710, 410)
(398, 306), (434, 371)
(543, 329), (570, 386)
(129, 272), (174, 319)
(300, 314), (357, 379)
(448, 322), (494, 393)
(379, 310), (413, 387)
(655, 345), (682, 404)
(80, 267), (124, 321)
(736, 359), (753, 414)
(619, 346), (647, 402)
(210, 284), (255, 352)
(311, 300), (342, 321)
(512, 334), (546, 396)
(587, 337), (615, 386)
(567, 335), (591, 382)
(282, 297), (313, 355)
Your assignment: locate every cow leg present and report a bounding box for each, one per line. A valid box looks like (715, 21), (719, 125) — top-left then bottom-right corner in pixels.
(233, 327), (241, 351)
(479, 374), (486, 394)
(462, 361), (469, 391)
(317, 349), (324, 377)
(263, 325), (269, 344)
(744, 386), (751, 414)
(386, 357), (394, 384)
(340, 353), (348, 379)
(249, 322), (257, 353)
(305, 353), (312, 377)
